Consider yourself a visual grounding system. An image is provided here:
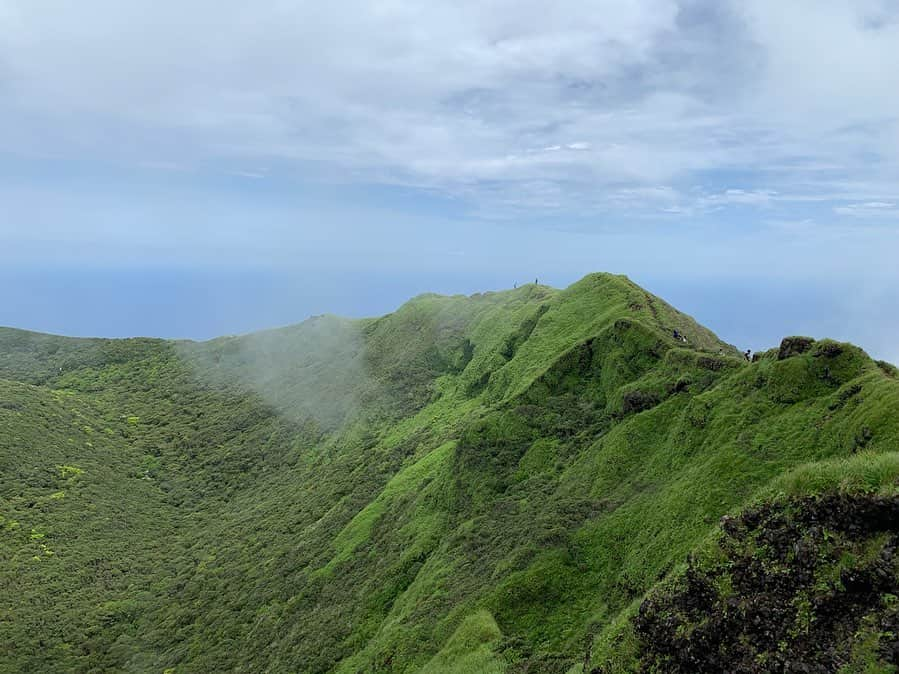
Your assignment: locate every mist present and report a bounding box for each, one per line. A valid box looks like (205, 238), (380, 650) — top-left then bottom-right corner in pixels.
(177, 314), (369, 430)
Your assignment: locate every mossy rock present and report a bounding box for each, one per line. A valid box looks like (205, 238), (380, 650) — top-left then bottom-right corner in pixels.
(778, 336), (817, 360)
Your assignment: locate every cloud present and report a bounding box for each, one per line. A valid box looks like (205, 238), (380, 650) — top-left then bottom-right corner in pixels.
(227, 171), (267, 180)
(698, 189), (779, 209)
(834, 201), (899, 216)
(1, 0), (899, 220)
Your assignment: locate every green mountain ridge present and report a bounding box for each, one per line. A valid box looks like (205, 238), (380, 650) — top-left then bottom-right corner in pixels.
(2, 272), (898, 673)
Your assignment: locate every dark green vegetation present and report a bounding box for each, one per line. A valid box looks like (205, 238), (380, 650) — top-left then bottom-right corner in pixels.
(634, 481), (899, 673)
(1, 273), (898, 673)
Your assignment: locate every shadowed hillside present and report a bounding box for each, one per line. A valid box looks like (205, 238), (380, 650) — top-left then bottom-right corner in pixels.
(2, 273), (898, 673)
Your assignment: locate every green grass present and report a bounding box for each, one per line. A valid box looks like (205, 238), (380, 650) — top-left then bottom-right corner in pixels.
(418, 610), (505, 674)
(768, 450), (899, 498)
(317, 441), (456, 575)
(1, 273), (897, 672)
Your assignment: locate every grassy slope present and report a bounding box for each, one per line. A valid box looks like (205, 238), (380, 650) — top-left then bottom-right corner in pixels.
(0, 273), (897, 673)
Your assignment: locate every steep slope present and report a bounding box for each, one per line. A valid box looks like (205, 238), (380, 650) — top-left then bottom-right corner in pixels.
(625, 455), (899, 673)
(1, 273), (897, 673)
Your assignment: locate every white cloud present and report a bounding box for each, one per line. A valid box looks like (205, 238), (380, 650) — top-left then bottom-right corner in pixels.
(227, 171), (267, 180)
(1, 1), (899, 218)
(697, 189), (779, 209)
(834, 201), (899, 216)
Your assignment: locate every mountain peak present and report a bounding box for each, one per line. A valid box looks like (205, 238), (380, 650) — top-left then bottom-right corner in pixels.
(3, 275), (898, 672)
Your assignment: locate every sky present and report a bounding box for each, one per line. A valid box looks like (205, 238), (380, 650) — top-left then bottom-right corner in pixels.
(1, 0), (898, 363)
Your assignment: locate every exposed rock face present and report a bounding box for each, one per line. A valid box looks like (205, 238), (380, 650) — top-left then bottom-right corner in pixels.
(778, 336), (816, 360)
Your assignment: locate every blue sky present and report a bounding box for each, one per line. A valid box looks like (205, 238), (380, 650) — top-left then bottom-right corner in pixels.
(1, 0), (898, 363)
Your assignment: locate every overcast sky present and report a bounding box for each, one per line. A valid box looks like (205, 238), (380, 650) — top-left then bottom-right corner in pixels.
(1, 0), (897, 362)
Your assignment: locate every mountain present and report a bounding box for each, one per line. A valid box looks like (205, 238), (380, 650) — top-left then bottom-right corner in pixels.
(2, 272), (898, 673)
